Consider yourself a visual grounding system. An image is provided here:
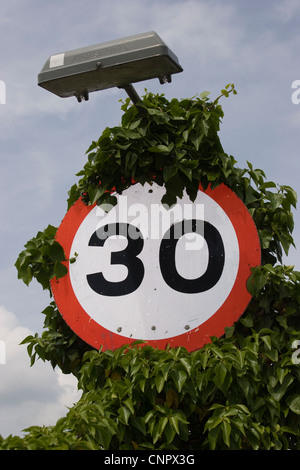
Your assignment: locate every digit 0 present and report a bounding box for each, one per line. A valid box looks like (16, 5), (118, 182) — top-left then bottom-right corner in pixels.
(159, 219), (225, 293)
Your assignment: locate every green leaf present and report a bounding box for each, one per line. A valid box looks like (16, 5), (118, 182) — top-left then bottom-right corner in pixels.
(20, 334), (35, 345)
(147, 107), (164, 116)
(153, 417), (168, 444)
(169, 411), (189, 435)
(163, 421), (176, 444)
(231, 417), (246, 437)
(85, 140), (98, 154)
(200, 91), (210, 99)
(277, 231), (292, 256)
(267, 192), (285, 210)
(204, 415), (223, 432)
(130, 416), (146, 436)
(171, 370), (187, 393)
(155, 374), (165, 393)
(125, 151), (138, 170)
(96, 194), (117, 210)
(67, 183), (80, 209)
(88, 186), (105, 205)
(189, 132), (203, 151)
(19, 265), (33, 286)
(118, 406), (131, 425)
(259, 229), (273, 249)
(287, 395), (300, 415)
(148, 144), (171, 154)
(97, 419), (116, 449)
(259, 181), (276, 190)
(144, 410), (155, 424)
(49, 242), (66, 262)
(161, 192), (177, 208)
(207, 426), (220, 450)
(123, 398), (135, 415)
(261, 335), (272, 350)
(53, 261), (68, 279)
(284, 186), (297, 208)
(163, 165), (178, 182)
(179, 165), (193, 181)
(43, 225), (57, 239)
(247, 269), (268, 296)
(222, 421), (231, 447)
(214, 363), (227, 390)
(179, 357), (192, 375)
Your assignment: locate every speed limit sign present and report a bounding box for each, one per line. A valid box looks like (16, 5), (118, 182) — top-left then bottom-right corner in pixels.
(51, 182), (261, 351)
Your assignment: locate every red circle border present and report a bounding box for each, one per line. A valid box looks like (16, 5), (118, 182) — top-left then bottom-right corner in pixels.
(51, 183), (261, 352)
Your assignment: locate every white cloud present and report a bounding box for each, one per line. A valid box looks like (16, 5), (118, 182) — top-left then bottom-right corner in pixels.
(0, 306), (81, 438)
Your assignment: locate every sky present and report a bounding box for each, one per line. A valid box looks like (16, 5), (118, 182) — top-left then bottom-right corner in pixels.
(1, 0), (300, 438)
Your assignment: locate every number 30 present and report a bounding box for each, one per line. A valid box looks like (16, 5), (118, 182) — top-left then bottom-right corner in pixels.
(87, 220), (225, 297)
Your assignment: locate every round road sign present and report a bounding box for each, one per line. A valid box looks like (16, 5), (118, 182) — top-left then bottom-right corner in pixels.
(51, 182), (261, 351)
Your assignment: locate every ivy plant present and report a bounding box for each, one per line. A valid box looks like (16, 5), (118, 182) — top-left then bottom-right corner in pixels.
(1, 87), (299, 450)
(15, 225), (68, 291)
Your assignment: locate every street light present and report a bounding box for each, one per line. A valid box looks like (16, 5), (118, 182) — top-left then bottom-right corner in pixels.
(37, 31), (183, 104)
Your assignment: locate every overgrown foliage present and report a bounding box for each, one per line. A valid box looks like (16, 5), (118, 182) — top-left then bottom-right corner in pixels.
(1, 88), (299, 450)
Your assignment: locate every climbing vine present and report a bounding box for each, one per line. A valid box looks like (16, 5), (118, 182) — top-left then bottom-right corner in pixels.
(1, 87), (299, 450)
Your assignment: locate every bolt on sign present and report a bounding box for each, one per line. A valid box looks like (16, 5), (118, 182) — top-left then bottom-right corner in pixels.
(51, 182), (261, 352)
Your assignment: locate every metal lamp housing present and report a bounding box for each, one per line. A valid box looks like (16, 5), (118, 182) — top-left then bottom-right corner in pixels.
(38, 31), (183, 102)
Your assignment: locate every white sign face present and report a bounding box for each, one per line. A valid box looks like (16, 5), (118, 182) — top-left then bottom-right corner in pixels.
(68, 183), (239, 340)
(51, 182), (261, 351)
